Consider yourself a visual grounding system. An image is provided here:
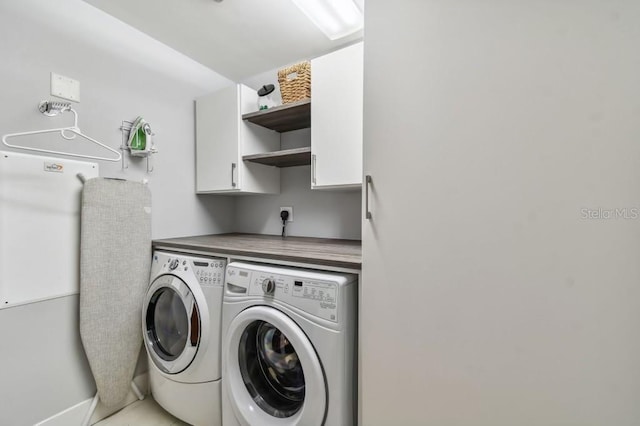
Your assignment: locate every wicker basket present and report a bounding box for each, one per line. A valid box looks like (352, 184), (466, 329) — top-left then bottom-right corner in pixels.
(278, 61), (311, 104)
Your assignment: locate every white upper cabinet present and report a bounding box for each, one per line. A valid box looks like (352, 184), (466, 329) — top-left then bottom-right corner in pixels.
(311, 42), (363, 190)
(196, 84), (280, 194)
(196, 44), (364, 194)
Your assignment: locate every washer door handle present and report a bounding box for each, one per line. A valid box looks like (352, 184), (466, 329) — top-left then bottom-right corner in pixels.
(190, 303), (200, 347)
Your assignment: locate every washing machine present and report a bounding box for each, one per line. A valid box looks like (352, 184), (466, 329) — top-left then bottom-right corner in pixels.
(222, 262), (357, 426)
(143, 250), (227, 426)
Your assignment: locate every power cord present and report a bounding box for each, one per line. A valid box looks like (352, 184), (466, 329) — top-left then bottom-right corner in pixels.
(280, 210), (289, 238)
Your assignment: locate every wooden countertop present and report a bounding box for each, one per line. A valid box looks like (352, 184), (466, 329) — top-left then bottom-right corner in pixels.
(152, 233), (362, 270)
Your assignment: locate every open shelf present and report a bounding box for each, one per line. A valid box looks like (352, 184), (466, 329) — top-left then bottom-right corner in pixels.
(243, 147), (311, 168)
(242, 99), (311, 133)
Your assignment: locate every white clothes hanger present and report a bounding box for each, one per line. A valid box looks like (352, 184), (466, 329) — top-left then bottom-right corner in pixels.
(1, 101), (121, 162)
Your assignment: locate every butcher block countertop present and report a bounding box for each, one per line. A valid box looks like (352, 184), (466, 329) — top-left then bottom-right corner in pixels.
(153, 233), (362, 270)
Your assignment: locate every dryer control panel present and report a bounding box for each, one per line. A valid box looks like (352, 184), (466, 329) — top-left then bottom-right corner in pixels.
(152, 251), (226, 287)
(192, 259), (226, 286)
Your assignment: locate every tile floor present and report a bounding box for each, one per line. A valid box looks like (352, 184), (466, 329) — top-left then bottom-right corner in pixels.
(95, 397), (189, 426)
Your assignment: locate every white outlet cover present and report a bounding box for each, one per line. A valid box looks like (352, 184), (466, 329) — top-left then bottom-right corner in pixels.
(51, 72), (80, 102)
(280, 206), (293, 222)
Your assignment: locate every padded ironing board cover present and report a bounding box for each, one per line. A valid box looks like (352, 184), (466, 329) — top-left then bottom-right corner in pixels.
(79, 178), (151, 408)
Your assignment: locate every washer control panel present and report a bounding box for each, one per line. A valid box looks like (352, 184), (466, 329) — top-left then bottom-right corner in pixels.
(226, 263), (356, 323)
(252, 273), (338, 322)
(152, 251), (226, 287)
(261, 278), (276, 295)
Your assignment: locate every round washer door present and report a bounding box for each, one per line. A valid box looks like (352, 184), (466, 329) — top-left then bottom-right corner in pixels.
(224, 306), (326, 426)
(143, 274), (201, 374)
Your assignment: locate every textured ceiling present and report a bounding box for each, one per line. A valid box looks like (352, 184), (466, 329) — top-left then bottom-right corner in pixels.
(84, 0), (364, 81)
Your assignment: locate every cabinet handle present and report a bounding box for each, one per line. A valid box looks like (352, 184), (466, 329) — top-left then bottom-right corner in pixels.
(231, 163), (237, 188)
(365, 175), (372, 220)
(311, 154), (317, 185)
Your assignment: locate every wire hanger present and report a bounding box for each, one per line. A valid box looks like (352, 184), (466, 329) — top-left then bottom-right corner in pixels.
(1, 101), (121, 162)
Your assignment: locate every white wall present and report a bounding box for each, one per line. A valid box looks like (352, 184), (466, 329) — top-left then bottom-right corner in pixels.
(0, 0), (235, 239)
(234, 129), (362, 240)
(0, 1), (235, 424)
(0, 296), (93, 426)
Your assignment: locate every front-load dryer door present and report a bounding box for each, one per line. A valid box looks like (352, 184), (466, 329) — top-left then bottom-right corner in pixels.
(143, 274), (201, 374)
(224, 306), (327, 426)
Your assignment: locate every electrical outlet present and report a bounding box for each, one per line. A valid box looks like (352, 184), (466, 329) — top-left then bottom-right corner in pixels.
(280, 206), (293, 222)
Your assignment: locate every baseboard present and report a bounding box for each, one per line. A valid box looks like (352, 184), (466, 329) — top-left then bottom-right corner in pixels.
(35, 373), (149, 426)
(34, 399), (93, 426)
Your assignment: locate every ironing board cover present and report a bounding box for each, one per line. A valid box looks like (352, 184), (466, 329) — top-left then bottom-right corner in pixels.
(79, 178), (151, 408)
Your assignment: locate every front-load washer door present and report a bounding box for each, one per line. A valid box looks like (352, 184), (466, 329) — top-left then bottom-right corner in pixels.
(143, 274), (201, 374)
(224, 306), (326, 426)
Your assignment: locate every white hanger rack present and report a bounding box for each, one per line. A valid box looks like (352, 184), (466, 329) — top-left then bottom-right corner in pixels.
(1, 101), (121, 162)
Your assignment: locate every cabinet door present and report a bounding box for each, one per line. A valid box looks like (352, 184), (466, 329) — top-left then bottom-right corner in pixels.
(311, 42), (363, 189)
(196, 85), (241, 193)
(362, 1), (640, 426)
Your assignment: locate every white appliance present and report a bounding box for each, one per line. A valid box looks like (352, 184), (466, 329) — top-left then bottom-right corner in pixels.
(222, 262), (357, 426)
(143, 250), (227, 426)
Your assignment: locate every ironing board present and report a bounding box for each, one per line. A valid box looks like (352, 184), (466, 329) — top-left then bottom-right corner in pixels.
(78, 177), (151, 423)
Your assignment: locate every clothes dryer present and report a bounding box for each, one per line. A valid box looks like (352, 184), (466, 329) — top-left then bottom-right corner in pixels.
(222, 262), (357, 426)
(143, 250), (226, 426)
